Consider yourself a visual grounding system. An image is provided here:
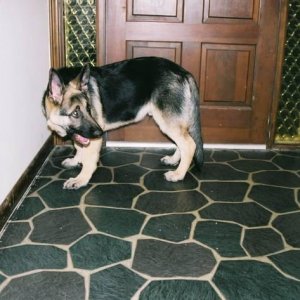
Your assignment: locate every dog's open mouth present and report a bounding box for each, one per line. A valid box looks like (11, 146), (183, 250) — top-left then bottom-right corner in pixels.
(73, 134), (90, 146)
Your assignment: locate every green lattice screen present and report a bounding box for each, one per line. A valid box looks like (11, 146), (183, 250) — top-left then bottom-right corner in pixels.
(64, 0), (96, 67)
(275, 0), (300, 144)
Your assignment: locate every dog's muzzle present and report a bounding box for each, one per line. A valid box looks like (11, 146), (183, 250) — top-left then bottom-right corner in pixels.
(68, 126), (103, 146)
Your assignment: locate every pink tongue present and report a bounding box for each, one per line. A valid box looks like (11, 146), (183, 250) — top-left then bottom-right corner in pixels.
(74, 134), (90, 146)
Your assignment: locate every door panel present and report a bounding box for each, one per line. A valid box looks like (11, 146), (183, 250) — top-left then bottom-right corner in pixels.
(103, 0), (282, 144)
(201, 44), (255, 104)
(127, 0), (184, 22)
(203, 0), (260, 23)
(127, 41), (182, 64)
(206, 0), (255, 19)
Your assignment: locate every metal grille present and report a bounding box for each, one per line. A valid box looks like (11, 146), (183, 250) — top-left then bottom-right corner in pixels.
(64, 0), (96, 67)
(275, 0), (300, 144)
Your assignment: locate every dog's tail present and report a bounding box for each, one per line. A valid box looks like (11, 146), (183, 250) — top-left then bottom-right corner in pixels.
(188, 75), (204, 170)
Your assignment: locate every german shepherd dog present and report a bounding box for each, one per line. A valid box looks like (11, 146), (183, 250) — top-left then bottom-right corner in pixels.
(42, 57), (203, 189)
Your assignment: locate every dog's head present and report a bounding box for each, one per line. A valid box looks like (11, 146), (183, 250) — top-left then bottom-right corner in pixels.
(42, 65), (103, 146)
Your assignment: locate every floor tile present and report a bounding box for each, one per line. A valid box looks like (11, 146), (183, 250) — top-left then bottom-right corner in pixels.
(193, 163), (248, 180)
(201, 182), (249, 202)
(194, 221), (246, 257)
(0, 222), (31, 247)
(28, 178), (52, 194)
(135, 191), (208, 214)
(114, 164), (148, 183)
(0, 245), (67, 276)
(229, 159), (278, 172)
(0, 271), (85, 300)
(272, 212), (300, 247)
(213, 260), (300, 300)
(86, 207), (145, 238)
(85, 184), (144, 208)
(253, 170), (300, 187)
(11, 197), (45, 220)
(30, 208), (91, 244)
(100, 150), (140, 167)
(238, 150), (276, 160)
(70, 234), (131, 270)
(38, 161), (61, 176)
(211, 150), (239, 162)
(143, 214), (195, 242)
(89, 167), (113, 183)
(199, 202), (272, 227)
(269, 250), (300, 279)
(272, 154), (300, 170)
(90, 264), (145, 300)
(132, 239), (216, 277)
(140, 280), (221, 300)
(248, 184), (298, 213)
(243, 228), (284, 256)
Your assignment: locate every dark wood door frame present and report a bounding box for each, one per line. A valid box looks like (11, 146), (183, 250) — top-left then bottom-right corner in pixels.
(48, 0), (288, 148)
(49, 0), (65, 68)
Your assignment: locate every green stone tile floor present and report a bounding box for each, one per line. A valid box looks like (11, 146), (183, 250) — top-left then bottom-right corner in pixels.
(1, 146), (300, 299)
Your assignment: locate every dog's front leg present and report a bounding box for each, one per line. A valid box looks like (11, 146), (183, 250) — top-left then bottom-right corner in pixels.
(62, 142), (84, 169)
(63, 138), (102, 189)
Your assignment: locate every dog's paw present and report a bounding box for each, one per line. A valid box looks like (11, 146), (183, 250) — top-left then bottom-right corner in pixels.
(161, 155), (179, 166)
(62, 158), (80, 169)
(164, 171), (184, 182)
(63, 177), (88, 190)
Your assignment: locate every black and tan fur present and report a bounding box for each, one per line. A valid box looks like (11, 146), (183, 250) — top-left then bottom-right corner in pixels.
(42, 57), (204, 189)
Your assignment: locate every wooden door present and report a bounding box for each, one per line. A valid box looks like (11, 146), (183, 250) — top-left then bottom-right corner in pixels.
(102, 0), (285, 144)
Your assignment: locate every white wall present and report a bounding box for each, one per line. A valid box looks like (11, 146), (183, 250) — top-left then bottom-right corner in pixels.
(0, 0), (50, 204)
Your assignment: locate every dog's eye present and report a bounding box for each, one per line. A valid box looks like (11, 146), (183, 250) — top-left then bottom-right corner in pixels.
(71, 107), (80, 118)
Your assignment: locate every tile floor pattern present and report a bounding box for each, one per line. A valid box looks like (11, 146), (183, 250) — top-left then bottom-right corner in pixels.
(0, 146), (300, 299)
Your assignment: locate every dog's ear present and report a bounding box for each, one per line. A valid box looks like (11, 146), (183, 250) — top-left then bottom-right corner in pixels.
(48, 68), (64, 104)
(77, 64), (90, 92)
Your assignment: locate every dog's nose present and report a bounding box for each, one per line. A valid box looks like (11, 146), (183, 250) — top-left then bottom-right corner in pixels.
(93, 128), (103, 137)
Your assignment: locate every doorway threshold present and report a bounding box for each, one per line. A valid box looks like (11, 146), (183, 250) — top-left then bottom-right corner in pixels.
(106, 141), (266, 150)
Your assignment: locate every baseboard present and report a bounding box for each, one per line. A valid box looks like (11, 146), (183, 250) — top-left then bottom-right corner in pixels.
(0, 136), (54, 229)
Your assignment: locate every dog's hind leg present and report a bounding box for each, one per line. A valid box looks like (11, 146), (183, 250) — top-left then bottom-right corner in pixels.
(153, 111), (195, 182)
(63, 138), (102, 189)
(164, 130), (195, 182)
